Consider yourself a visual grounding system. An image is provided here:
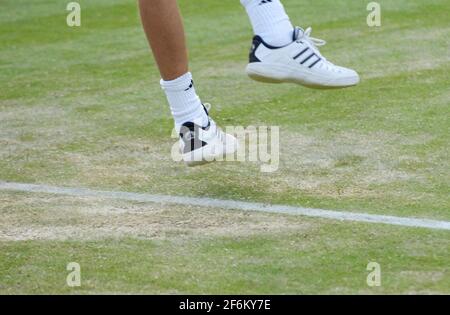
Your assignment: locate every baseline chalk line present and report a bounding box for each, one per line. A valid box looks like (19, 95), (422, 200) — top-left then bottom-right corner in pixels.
(0, 181), (449, 231)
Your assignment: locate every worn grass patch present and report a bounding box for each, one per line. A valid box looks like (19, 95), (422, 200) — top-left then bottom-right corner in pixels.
(0, 191), (315, 241)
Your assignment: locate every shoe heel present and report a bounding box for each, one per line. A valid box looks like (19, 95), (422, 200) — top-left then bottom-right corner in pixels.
(246, 63), (283, 84)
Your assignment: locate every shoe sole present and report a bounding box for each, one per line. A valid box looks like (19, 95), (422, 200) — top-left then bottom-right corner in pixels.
(182, 141), (239, 167)
(184, 151), (237, 167)
(246, 63), (360, 89)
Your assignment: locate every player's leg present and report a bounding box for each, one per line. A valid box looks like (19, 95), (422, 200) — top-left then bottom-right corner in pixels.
(138, 0), (187, 80)
(138, 0), (237, 166)
(138, 0), (205, 128)
(240, 0), (360, 88)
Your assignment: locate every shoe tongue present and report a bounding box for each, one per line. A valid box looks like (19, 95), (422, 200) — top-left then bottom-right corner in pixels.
(293, 27), (305, 41)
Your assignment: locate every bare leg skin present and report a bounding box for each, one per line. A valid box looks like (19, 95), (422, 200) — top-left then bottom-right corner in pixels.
(138, 0), (188, 80)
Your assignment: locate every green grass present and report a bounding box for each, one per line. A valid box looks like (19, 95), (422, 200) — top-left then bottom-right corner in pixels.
(0, 0), (449, 294)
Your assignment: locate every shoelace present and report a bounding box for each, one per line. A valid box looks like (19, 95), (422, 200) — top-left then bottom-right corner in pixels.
(296, 26), (342, 70)
(295, 27), (328, 61)
(295, 27), (326, 48)
(203, 103), (212, 112)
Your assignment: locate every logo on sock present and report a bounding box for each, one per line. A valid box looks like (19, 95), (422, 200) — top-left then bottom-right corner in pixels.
(259, 0), (272, 5)
(184, 79), (194, 91)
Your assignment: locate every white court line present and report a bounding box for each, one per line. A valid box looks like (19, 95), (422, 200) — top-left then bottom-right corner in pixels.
(1, 181), (449, 231)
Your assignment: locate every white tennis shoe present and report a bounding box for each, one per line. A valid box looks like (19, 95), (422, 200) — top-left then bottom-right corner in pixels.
(246, 27), (360, 89)
(178, 104), (238, 166)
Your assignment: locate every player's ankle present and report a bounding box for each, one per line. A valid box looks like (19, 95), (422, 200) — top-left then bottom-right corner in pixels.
(160, 72), (209, 131)
(241, 0), (294, 47)
(259, 29), (293, 47)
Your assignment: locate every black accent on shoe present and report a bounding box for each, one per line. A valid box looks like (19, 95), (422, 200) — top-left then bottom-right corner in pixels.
(309, 58), (321, 68)
(201, 103), (209, 116)
(300, 52), (316, 65)
(249, 36), (262, 63)
(292, 27), (304, 42)
(293, 47), (309, 60)
(249, 35), (286, 63)
(179, 122), (208, 155)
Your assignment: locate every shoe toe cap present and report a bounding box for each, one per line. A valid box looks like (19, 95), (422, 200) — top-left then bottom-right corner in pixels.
(337, 67), (360, 85)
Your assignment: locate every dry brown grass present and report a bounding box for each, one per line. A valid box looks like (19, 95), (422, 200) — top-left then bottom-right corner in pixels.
(0, 191), (315, 241)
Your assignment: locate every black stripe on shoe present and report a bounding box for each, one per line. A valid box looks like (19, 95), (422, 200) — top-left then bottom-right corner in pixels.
(293, 47), (309, 60)
(309, 58), (321, 68)
(300, 53), (316, 64)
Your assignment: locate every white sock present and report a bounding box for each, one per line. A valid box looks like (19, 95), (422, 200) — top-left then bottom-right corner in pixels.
(160, 72), (209, 131)
(240, 0), (294, 47)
